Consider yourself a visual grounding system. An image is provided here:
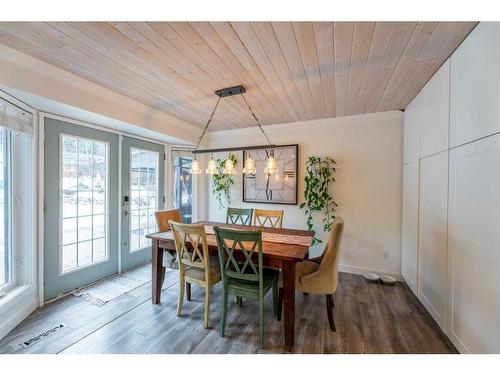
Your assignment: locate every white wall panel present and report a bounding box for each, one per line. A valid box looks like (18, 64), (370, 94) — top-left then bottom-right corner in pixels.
(448, 133), (500, 353)
(418, 151), (448, 330)
(450, 23), (500, 147)
(403, 95), (421, 164)
(401, 161), (419, 294)
(420, 61), (450, 158)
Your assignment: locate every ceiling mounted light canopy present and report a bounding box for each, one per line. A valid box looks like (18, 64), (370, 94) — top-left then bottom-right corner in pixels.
(190, 85), (277, 175)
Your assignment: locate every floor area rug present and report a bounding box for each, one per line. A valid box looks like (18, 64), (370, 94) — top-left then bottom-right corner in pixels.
(73, 263), (164, 306)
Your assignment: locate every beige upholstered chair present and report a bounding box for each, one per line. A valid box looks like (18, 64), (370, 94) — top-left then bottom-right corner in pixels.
(278, 217), (344, 331)
(253, 209), (284, 228)
(169, 221), (221, 328)
(155, 208), (182, 232)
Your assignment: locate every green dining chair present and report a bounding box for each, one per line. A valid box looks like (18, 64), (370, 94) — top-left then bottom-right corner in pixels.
(214, 226), (280, 349)
(226, 207), (254, 225)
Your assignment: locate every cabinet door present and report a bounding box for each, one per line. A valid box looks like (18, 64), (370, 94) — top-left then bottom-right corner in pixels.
(418, 151), (448, 330)
(403, 96), (421, 164)
(401, 161), (419, 294)
(448, 133), (500, 353)
(420, 61), (450, 158)
(450, 23), (500, 147)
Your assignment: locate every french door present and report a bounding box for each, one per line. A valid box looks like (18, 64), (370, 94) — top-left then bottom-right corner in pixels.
(44, 118), (119, 301)
(120, 137), (165, 271)
(44, 120), (165, 301)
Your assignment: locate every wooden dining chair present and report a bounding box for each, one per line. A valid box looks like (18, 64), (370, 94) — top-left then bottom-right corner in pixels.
(253, 209), (284, 228)
(155, 208), (182, 231)
(226, 207), (253, 225)
(278, 217), (344, 331)
(214, 226), (280, 349)
(169, 221), (221, 329)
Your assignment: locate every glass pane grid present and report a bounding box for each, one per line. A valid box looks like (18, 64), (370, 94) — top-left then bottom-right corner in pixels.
(61, 135), (108, 273)
(130, 148), (158, 253)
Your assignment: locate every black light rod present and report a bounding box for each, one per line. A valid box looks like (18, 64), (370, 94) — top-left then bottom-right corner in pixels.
(192, 144), (277, 154)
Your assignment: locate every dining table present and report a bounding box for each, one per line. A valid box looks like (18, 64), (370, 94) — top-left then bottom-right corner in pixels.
(146, 221), (315, 352)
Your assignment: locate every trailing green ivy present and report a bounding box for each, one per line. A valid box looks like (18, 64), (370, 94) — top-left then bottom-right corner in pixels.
(299, 156), (337, 245)
(212, 154), (237, 209)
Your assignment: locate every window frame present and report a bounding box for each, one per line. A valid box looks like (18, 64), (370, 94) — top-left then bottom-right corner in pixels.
(0, 128), (14, 294)
(58, 133), (110, 275)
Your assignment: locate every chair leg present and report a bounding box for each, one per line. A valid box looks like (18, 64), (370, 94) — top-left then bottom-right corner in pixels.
(186, 282), (191, 301)
(220, 290), (228, 337)
(277, 287), (283, 321)
(326, 294), (336, 332)
(204, 287), (210, 329)
(272, 282), (279, 319)
(177, 274), (185, 316)
(259, 297), (264, 349)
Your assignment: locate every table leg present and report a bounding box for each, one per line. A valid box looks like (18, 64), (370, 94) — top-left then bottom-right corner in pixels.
(152, 240), (164, 304)
(282, 260), (296, 351)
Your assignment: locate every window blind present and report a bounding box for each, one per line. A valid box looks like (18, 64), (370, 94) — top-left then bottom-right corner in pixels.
(0, 98), (33, 135)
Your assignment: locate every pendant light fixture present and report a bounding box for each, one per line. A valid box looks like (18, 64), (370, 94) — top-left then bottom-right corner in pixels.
(190, 85), (278, 175)
(205, 154), (218, 175)
(223, 154), (237, 175)
(242, 157), (256, 174)
(189, 158), (202, 174)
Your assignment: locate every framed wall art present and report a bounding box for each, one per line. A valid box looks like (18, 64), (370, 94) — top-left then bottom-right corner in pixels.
(242, 144), (298, 205)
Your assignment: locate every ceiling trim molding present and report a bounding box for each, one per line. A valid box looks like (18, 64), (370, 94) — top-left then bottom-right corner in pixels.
(207, 110), (404, 138)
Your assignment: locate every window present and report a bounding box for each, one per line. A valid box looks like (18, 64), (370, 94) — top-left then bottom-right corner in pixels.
(129, 148), (158, 252)
(61, 135), (108, 273)
(172, 153), (193, 223)
(0, 127), (12, 288)
(0, 96), (34, 295)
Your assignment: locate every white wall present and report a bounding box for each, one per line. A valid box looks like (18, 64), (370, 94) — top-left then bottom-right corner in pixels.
(203, 111), (404, 278)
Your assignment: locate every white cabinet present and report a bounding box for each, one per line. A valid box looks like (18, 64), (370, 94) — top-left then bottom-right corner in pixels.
(403, 95), (421, 164)
(418, 151), (448, 330)
(448, 133), (500, 353)
(450, 23), (500, 147)
(401, 161), (419, 294)
(420, 61), (450, 158)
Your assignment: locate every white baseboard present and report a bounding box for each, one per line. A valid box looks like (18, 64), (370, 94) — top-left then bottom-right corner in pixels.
(0, 285), (38, 340)
(339, 263), (403, 281)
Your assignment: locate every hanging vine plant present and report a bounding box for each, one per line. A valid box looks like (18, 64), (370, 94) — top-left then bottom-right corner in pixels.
(212, 154), (238, 209)
(299, 156), (338, 245)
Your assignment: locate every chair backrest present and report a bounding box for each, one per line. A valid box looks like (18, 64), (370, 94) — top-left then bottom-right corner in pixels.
(213, 226), (263, 287)
(317, 217), (344, 292)
(169, 221), (210, 274)
(155, 208), (182, 232)
(253, 209), (284, 228)
(226, 207), (254, 225)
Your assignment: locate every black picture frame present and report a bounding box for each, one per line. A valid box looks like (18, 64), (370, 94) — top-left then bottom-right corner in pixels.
(242, 144), (298, 205)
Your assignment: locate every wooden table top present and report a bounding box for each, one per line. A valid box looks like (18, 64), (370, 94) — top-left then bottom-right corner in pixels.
(147, 221), (315, 262)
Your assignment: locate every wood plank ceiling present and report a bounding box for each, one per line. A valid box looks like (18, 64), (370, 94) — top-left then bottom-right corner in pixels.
(0, 22), (477, 131)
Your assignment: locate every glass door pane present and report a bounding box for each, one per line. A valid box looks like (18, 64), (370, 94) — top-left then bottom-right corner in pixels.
(129, 148), (158, 252)
(60, 135), (109, 273)
(172, 156), (193, 223)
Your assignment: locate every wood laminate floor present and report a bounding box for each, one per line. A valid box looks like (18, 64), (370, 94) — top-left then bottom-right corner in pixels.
(0, 272), (457, 354)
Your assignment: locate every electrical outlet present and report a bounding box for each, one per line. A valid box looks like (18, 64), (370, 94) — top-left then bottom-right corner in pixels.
(382, 251), (390, 260)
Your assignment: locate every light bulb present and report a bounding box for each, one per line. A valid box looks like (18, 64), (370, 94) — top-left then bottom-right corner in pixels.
(190, 158), (201, 174)
(223, 157), (237, 175)
(205, 157), (218, 175)
(264, 155), (278, 175)
(242, 157), (256, 174)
